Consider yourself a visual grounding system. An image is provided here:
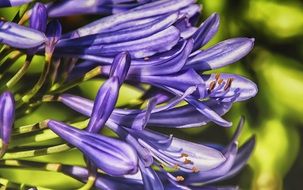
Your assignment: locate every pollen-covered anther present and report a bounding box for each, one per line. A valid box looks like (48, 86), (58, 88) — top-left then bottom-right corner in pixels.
(183, 158), (193, 164)
(208, 81), (216, 93)
(192, 167), (200, 173)
(181, 153), (189, 157)
(224, 78), (234, 91)
(218, 78), (224, 85)
(176, 176), (185, 182)
(215, 73), (221, 81)
(173, 164), (180, 170)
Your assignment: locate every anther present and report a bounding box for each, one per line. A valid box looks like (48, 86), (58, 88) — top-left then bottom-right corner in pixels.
(181, 153), (188, 157)
(183, 158), (193, 164)
(218, 78), (224, 85)
(208, 81), (216, 91)
(224, 78), (234, 91)
(192, 167), (200, 173)
(173, 164), (180, 170)
(215, 73), (221, 81)
(176, 176), (185, 182)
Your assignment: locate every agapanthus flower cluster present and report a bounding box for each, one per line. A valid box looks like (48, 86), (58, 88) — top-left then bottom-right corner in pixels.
(0, 0), (257, 189)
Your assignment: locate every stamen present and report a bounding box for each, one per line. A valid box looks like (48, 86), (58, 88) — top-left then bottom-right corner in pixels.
(181, 153), (188, 157)
(183, 158), (193, 164)
(215, 73), (221, 81)
(176, 176), (185, 182)
(224, 78), (234, 91)
(218, 78), (224, 85)
(208, 81), (216, 92)
(173, 164), (180, 170)
(192, 167), (200, 173)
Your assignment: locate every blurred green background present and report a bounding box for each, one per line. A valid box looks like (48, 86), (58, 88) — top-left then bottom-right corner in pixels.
(0, 0), (303, 189)
(196, 0), (303, 189)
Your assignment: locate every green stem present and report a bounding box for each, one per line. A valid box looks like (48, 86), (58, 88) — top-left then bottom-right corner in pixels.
(51, 66), (102, 93)
(17, 10), (30, 25)
(0, 142), (8, 159)
(0, 177), (48, 190)
(12, 119), (88, 135)
(2, 144), (73, 159)
(12, 122), (47, 135)
(0, 160), (63, 173)
(6, 55), (33, 89)
(77, 176), (96, 190)
(0, 51), (22, 80)
(0, 47), (12, 59)
(49, 57), (61, 86)
(60, 57), (78, 84)
(20, 53), (52, 104)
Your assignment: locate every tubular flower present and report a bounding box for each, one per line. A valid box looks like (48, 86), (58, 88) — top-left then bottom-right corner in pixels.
(111, 118), (255, 189)
(65, 12), (257, 126)
(47, 120), (138, 176)
(86, 52), (130, 133)
(47, 52), (135, 176)
(0, 0), (258, 189)
(58, 91), (232, 129)
(56, 87), (255, 189)
(0, 92), (15, 157)
(46, 0), (158, 17)
(0, 21), (46, 49)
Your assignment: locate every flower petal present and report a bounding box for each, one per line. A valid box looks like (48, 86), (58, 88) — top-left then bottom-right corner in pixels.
(69, 0), (194, 36)
(0, 21), (46, 49)
(192, 13), (219, 51)
(203, 73), (258, 102)
(30, 3), (47, 32)
(0, 92), (15, 146)
(56, 26), (180, 59)
(87, 77), (120, 133)
(48, 120), (138, 176)
(186, 38), (255, 71)
(57, 12), (178, 46)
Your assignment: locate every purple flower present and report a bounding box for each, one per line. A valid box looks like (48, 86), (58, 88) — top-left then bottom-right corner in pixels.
(48, 0), (199, 59)
(46, 0), (157, 17)
(45, 19), (62, 55)
(64, 0), (197, 37)
(58, 12), (256, 127)
(47, 52), (134, 175)
(111, 118), (255, 189)
(86, 52), (130, 133)
(0, 21), (46, 49)
(29, 3), (47, 33)
(47, 120), (138, 176)
(0, 0), (32, 7)
(57, 88), (232, 129)
(61, 165), (144, 190)
(0, 91), (15, 157)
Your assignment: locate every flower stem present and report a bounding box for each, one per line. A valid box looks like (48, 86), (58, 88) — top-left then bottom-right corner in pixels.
(6, 55), (33, 89)
(12, 119), (88, 135)
(0, 51), (22, 81)
(2, 144), (73, 159)
(20, 53), (52, 104)
(77, 175), (96, 190)
(51, 66), (102, 93)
